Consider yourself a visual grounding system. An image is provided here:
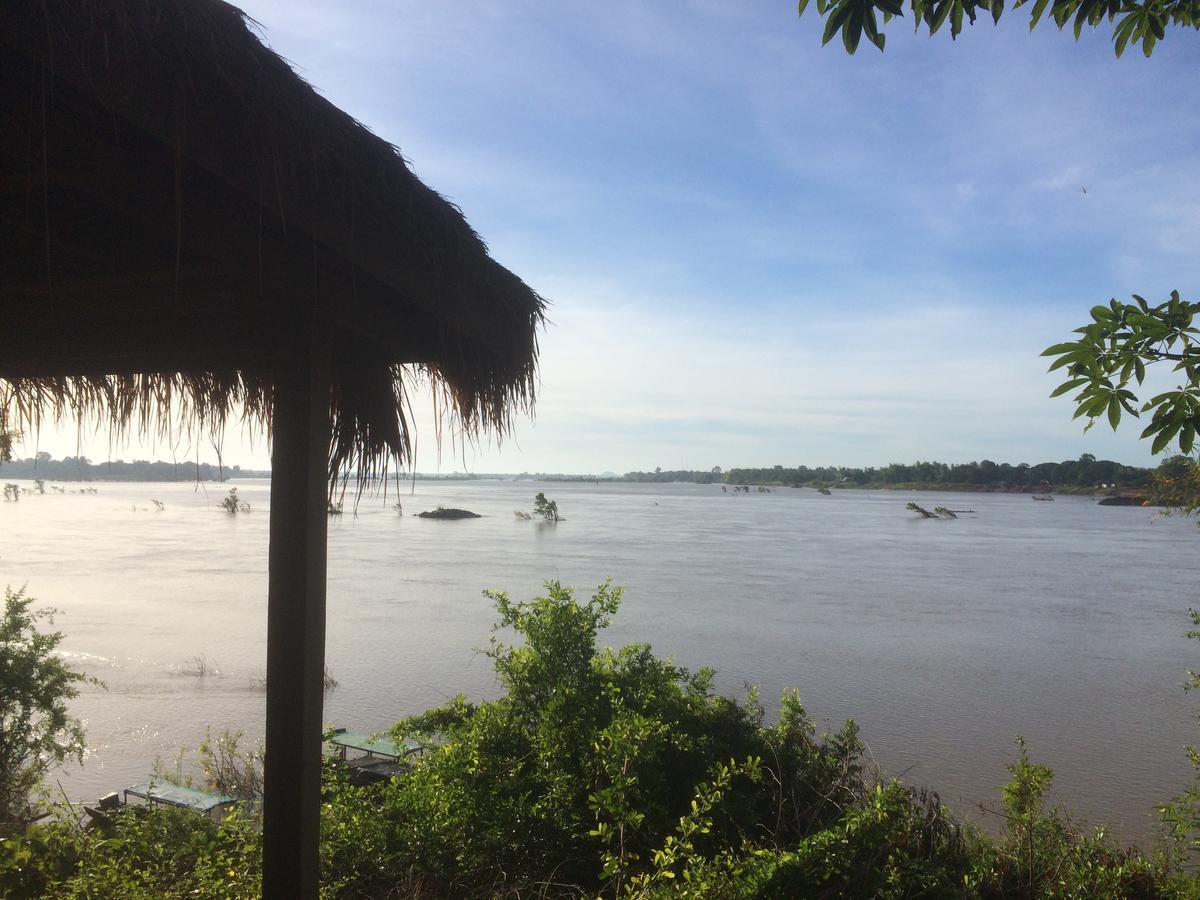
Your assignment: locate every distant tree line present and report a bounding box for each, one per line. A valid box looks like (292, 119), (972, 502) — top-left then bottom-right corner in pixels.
(0, 453), (1163, 490)
(0, 452), (255, 482)
(620, 455), (1155, 489)
(619, 466), (726, 484)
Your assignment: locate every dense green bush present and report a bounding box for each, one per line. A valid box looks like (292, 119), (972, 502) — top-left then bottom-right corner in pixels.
(1, 579), (1195, 898)
(0, 804), (261, 899)
(0, 587), (94, 834)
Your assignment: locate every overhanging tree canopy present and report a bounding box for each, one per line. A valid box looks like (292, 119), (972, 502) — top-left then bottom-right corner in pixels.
(0, 1), (545, 896)
(797, 0), (1199, 56)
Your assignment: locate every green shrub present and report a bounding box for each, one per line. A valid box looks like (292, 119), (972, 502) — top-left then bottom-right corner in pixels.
(968, 737), (1176, 899)
(0, 587), (94, 834)
(318, 580), (897, 895)
(0, 805), (261, 899)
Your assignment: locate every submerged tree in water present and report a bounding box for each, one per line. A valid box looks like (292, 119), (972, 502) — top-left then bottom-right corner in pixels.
(533, 491), (560, 522)
(220, 487), (250, 514)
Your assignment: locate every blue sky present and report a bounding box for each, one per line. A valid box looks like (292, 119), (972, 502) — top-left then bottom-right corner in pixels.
(29, 2), (1200, 473)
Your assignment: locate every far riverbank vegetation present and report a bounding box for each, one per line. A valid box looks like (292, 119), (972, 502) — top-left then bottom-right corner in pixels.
(609, 454), (1157, 492)
(0, 451), (1173, 495)
(0, 453), (256, 483)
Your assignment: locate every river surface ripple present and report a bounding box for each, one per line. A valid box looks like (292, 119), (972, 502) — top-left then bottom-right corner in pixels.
(1, 478), (1196, 843)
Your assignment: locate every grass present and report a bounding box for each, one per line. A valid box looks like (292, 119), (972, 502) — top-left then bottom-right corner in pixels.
(180, 655), (221, 678)
(248, 664), (338, 691)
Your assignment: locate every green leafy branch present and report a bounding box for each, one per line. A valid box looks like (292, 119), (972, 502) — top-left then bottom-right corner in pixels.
(1042, 292), (1200, 456)
(798, 0), (1199, 56)
(624, 756), (763, 897)
(1, 588), (99, 832)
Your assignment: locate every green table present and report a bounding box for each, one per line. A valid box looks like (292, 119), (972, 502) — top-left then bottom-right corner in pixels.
(327, 730), (409, 761)
(124, 783), (236, 813)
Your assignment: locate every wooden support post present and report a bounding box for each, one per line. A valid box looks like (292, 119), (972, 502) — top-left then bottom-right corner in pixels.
(263, 336), (330, 899)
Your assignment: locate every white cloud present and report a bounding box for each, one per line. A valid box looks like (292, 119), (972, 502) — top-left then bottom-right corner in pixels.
(1031, 164), (1086, 193)
(21, 4), (1194, 476)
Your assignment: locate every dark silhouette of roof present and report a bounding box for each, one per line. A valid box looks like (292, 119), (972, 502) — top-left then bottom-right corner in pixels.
(0, 0), (545, 477)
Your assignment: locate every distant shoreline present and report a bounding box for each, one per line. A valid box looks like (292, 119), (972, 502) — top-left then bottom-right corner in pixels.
(805, 482), (1150, 499)
(1, 454), (1160, 497)
(0, 470), (1154, 503)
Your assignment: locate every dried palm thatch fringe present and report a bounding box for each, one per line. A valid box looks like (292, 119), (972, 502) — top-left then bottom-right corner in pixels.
(0, 357), (532, 488)
(0, 0), (546, 485)
(2, 373), (266, 471)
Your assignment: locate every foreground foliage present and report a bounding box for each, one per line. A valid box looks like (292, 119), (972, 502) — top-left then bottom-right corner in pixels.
(0, 412), (14, 464)
(1039, 292), (1200, 523)
(0, 588), (93, 835)
(1150, 455), (1200, 522)
(796, 0), (1198, 59)
(1, 581), (1195, 897)
(1044, 293), (1200, 458)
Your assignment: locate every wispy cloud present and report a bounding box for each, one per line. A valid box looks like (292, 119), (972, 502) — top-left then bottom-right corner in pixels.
(22, 3), (1198, 473)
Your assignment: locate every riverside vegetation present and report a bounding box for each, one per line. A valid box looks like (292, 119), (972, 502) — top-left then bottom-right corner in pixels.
(621, 454), (1156, 492)
(3, 581), (1200, 898)
(0, 451), (1160, 492)
(0, 452), (248, 482)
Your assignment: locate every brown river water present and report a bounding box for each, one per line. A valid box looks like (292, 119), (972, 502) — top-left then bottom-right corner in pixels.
(1, 478), (1196, 843)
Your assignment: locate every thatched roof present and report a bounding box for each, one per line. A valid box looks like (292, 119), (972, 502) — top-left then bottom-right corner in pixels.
(0, 0), (545, 477)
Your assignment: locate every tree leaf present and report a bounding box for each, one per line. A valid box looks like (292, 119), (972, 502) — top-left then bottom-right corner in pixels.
(1107, 395), (1121, 430)
(844, 4), (865, 52)
(931, 0), (954, 33)
(863, 9), (888, 48)
(1028, 0), (1050, 28)
(1047, 351), (1091, 372)
(822, 1), (855, 44)
(1051, 0), (1072, 28)
(1085, 394), (1112, 417)
(1041, 342), (1083, 356)
(1073, 3), (1089, 37)
(1050, 378), (1090, 398)
(1119, 357), (1136, 385)
(1152, 423), (1180, 454)
(864, 8), (881, 38)
(1141, 419), (1166, 439)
